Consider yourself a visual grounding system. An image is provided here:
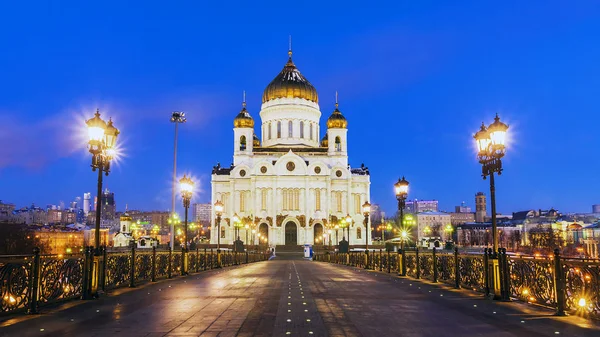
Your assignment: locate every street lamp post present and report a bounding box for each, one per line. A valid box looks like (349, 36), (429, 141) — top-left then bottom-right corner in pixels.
(170, 111), (186, 252)
(214, 200), (223, 267)
(474, 114), (509, 253)
(85, 109), (119, 299)
(394, 176), (409, 241)
(362, 201), (371, 269)
(345, 214), (352, 243)
(179, 174), (194, 275)
(86, 109), (120, 253)
(244, 224), (249, 245)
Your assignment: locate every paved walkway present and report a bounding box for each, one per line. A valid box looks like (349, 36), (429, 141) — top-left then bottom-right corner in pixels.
(1, 257), (599, 337)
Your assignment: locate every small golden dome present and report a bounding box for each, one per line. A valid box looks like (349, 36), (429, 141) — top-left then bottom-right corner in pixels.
(320, 133), (328, 147)
(233, 101), (254, 128)
(326, 102), (347, 129)
(262, 51), (318, 104)
(120, 213), (132, 222)
(253, 133), (260, 147)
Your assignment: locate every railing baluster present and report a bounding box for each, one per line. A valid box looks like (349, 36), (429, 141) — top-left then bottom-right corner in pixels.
(433, 248), (438, 283)
(27, 247), (41, 314)
(553, 248), (566, 316)
(129, 245), (136, 288)
(151, 246), (157, 282)
(454, 247), (460, 289)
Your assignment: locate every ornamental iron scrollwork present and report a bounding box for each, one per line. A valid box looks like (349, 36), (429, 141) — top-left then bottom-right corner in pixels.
(563, 259), (600, 316)
(39, 255), (84, 304)
(508, 256), (555, 306)
(105, 253), (131, 289)
(0, 257), (31, 313)
(459, 255), (485, 292)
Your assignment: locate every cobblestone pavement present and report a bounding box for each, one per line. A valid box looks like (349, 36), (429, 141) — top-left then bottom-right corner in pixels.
(1, 257), (599, 337)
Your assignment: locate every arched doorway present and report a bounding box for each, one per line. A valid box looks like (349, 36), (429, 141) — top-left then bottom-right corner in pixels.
(285, 222), (297, 246)
(259, 223), (269, 244)
(313, 223), (323, 245)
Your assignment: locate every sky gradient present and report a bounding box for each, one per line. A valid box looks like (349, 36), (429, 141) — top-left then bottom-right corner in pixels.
(1, 1), (599, 216)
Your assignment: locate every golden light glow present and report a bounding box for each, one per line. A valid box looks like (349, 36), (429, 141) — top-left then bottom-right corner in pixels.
(362, 201), (371, 215)
(578, 298), (587, 308)
(214, 200), (224, 215)
(86, 110), (106, 145)
(394, 177), (409, 197)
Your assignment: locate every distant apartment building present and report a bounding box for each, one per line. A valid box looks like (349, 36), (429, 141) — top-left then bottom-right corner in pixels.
(593, 204), (600, 214)
(15, 205), (48, 225)
(129, 211), (170, 231)
(405, 199), (438, 213)
(192, 203), (212, 226)
(47, 209), (63, 224)
(455, 202), (472, 213)
(415, 211), (452, 242)
(450, 212), (475, 226)
(0, 200), (16, 223)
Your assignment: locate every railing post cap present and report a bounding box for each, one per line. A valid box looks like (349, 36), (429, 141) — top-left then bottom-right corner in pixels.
(553, 248), (560, 255)
(32, 247), (40, 254)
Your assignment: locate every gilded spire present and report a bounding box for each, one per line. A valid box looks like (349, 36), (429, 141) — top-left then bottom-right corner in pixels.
(327, 91), (347, 129)
(288, 35), (292, 59)
(234, 90), (254, 128)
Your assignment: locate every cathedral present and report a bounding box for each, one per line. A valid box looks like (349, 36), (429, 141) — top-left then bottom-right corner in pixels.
(210, 48), (371, 247)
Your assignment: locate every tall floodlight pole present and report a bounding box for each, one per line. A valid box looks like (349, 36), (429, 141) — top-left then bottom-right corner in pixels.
(170, 111), (186, 250)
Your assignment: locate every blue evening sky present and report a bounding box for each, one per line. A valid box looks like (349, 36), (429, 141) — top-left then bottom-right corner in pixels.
(1, 1), (599, 216)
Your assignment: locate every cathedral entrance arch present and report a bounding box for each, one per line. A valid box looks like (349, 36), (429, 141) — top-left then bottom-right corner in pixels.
(313, 223), (324, 245)
(285, 222), (297, 246)
(259, 223), (269, 244)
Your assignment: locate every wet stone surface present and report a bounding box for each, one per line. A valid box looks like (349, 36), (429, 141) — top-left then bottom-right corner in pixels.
(1, 256), (599, 337)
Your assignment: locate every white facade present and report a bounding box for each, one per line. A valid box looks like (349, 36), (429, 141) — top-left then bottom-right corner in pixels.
(211, 51), (371, 247)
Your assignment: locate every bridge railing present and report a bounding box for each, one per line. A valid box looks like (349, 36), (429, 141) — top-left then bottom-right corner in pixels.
(314, 248), (600, 320)
(0, 247), (268, 316)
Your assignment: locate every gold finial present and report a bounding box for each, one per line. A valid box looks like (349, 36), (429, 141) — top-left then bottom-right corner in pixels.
(242, 90), (246, 108)
(288, 35), (292, 59)
(335, 91), (339, 109)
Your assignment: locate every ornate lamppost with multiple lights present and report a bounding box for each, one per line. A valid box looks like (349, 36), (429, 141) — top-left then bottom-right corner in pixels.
(86, 109), (120, 253)
(179, 174), (194, 275)
(85, 109), (119, 299)
(474, 114), (509, 299)
(473, 114), (509, 253)
(362, 201), (371, 269)
(394, 177), (409, 276)
(213, 200), (224, 267)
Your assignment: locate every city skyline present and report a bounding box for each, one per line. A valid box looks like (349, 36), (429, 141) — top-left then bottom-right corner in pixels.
(1, 1), (600, 215)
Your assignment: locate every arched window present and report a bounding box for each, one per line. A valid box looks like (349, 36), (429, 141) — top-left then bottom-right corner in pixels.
(277, 121), (281, 138)
(240, 135), (247, 151)
(335, 136), (341, 152)
(268, 122), (272, 139)
(357, 227), (362, 239)
(288, 121), (293, 137)
(300, 121), (304, 138)
(310, 123), (313, 140)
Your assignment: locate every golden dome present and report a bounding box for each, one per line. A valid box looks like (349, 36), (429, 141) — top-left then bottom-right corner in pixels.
(320, 133), (328, 147)
(253, 133), (260, 147)
(233, 101), (254, 128)
(262, 51), (318, 104)
(120, 213), (132, 222)
(326, 102), (347, 129)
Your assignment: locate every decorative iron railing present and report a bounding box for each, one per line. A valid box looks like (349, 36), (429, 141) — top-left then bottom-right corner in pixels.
(0, 247), (267, 315)
(314, 248), (600, 320)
